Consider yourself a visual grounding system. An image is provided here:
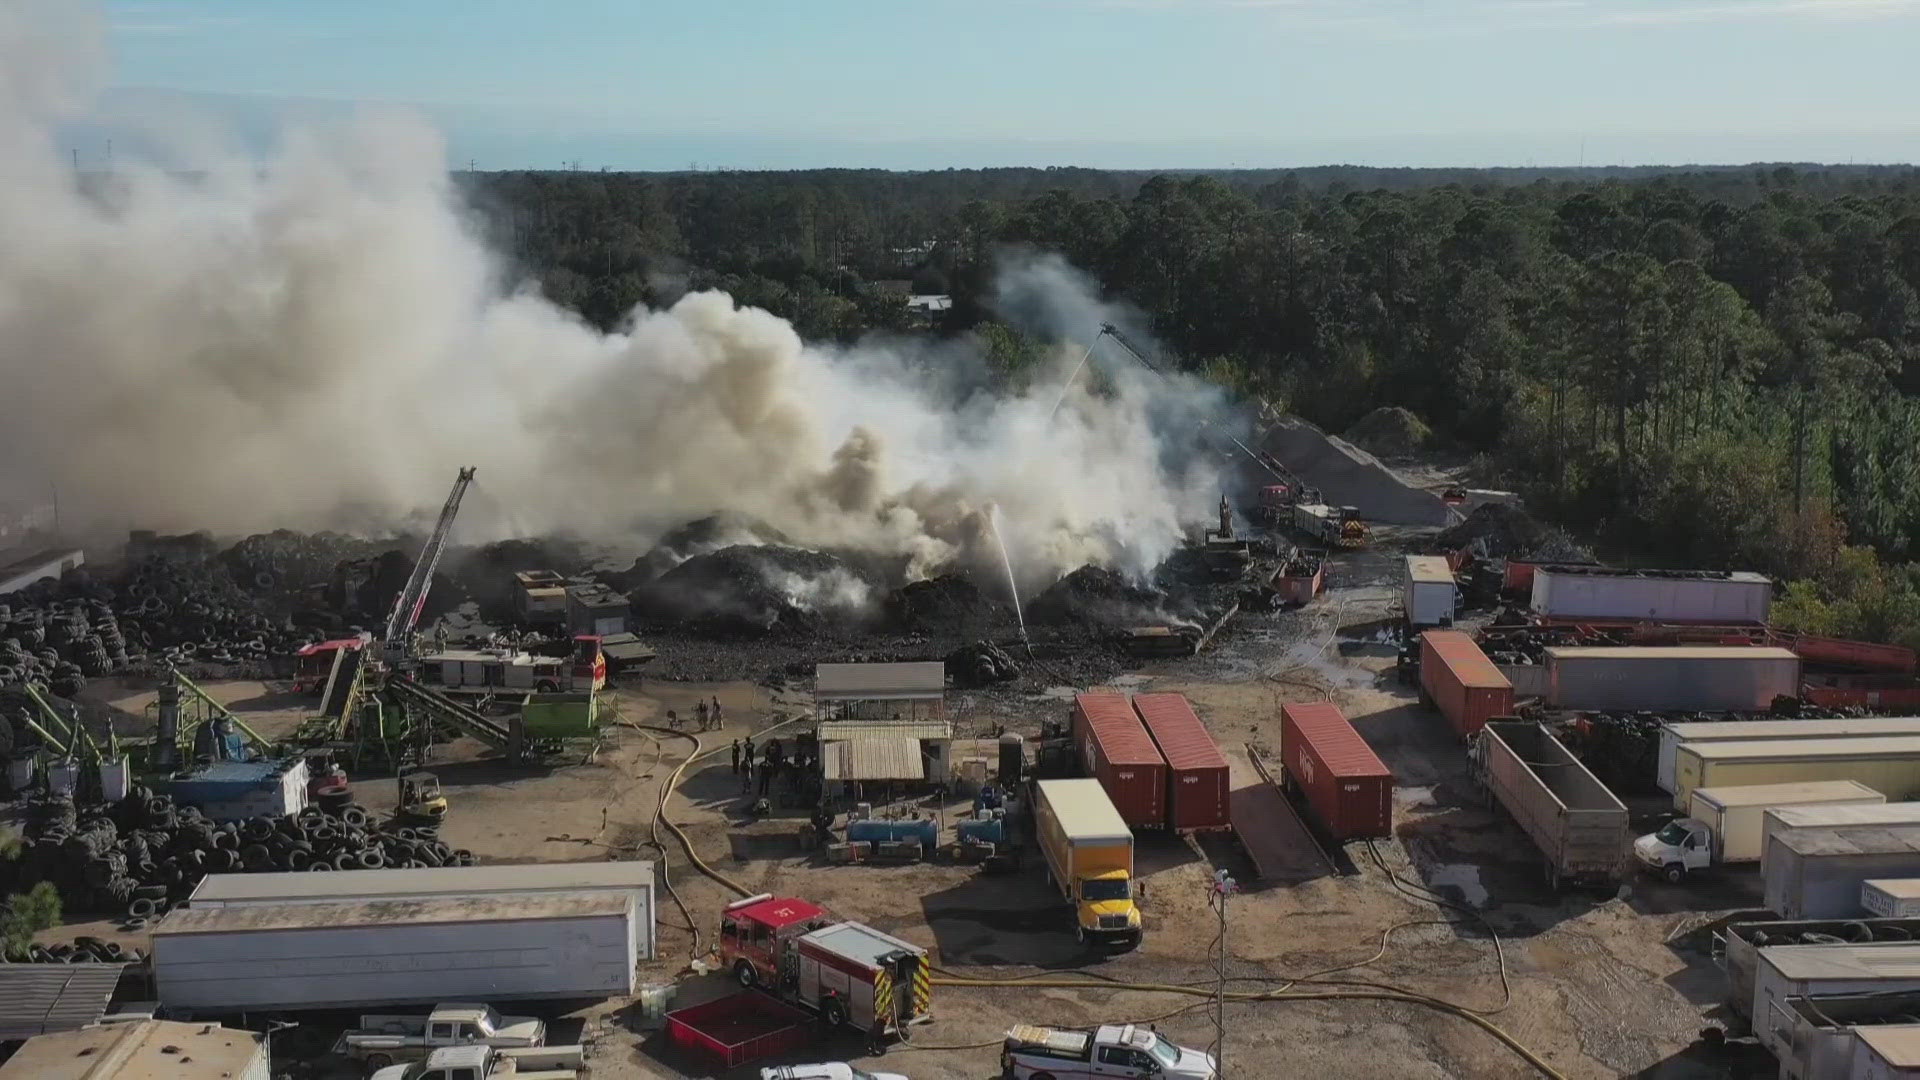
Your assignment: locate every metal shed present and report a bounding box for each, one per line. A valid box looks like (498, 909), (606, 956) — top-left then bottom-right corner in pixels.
(817, 720), (951, 791)
(814, 662), (946, 721)
(0, 964), (128, 1041)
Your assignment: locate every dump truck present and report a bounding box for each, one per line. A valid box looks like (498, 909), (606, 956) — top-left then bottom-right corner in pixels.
(1033, 778), (1142, 949)
(368, 1044), (585, 1080)
(1471, 721), (1628, 889)
(1633, 780), (1885, 882)
(716, 895), (932, 1041)
(336, 1004), (546, 1069)
(1001, 1023), (1217, 1080)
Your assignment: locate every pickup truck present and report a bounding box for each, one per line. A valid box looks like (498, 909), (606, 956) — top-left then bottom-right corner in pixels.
(761, 1065), (909, 1080)
(369, 1044), (585, 1080)
(1001, 1023), (1216, 1080)
(336, 1004), (546, 1068)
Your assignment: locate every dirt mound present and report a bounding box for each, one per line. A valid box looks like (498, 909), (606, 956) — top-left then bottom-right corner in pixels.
(1028, 566), (1170, 628)
(1344, 406), (1431, 458)
(633, 544), (876, 633)
(1261, 417), (1449, 526)
(1435, 503), (1593, 562)
(883, 573), (1007, 634)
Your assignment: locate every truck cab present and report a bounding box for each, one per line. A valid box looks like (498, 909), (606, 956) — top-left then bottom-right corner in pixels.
(1634, 818), (1712, 881)
(1073, 871), (1140, 945)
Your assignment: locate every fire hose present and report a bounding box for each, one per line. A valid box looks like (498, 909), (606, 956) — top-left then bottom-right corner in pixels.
(641, 721), (1571, 1080)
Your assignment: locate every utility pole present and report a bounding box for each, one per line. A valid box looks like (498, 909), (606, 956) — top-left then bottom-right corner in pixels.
(1209, 869), (1237, 1078)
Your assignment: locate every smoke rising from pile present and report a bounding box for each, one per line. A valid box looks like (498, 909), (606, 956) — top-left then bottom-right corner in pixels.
(0, 4), (1232, 589)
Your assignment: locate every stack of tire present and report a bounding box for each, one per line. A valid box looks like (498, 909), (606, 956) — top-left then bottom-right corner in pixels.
(3, 937), (144, 964)
(0, 786), (477, 928)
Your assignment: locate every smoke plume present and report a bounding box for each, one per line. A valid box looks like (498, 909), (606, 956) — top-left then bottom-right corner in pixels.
(0, 4), (1232, 589)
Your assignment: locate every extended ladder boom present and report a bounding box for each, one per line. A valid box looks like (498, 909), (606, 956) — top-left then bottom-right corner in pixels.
(383, 467), (476, 655)
(1095, 325), (1282, 483)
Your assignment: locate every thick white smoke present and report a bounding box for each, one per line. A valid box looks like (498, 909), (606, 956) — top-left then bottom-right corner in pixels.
(0, 4), (1229, 588)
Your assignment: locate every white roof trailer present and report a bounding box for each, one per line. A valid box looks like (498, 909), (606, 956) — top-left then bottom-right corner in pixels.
(1658, 718), (1920, 794)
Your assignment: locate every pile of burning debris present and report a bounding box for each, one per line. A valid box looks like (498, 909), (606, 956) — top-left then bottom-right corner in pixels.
(1435, 503), (1592, 563)
(1029, 566), (1178, 628)
(632, 544), (882, 634)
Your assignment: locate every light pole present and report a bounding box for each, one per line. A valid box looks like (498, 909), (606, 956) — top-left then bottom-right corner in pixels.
(1209, 869), (1238, 1079)
(264, 1019), (297, 1078)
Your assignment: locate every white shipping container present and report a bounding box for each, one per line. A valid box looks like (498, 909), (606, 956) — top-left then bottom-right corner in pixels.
(1752, 943), (1920, 1060)
(1402, 556), (1456, 628)
(1549, 646), (1800, 713)
(1865, 880), (1920, 919)
(1766, 804), (1920, 857)
(152, 892), (640, 1011)
(1763, 824), (1920, 920)
(1658, 718), (1920, 794)
(1530, 567), (1772, 623)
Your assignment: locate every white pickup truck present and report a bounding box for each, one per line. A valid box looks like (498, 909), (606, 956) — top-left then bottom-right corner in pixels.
(335, 1004), (546, 1069)
(369, 1044), (585, 1080)
(1001, 1023), (1216, 1080)
(761, 1065), (909, 1080)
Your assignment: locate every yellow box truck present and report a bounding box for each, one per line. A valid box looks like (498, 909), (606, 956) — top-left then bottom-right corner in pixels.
(1033, 778), (1140, 950)
(1671, 736), (1920, 812)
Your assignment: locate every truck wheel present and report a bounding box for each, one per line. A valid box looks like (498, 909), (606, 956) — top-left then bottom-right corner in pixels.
(1075, 926), (1088, 947)
(1663, 863), (1686, 884)
(823, 997), (848, 1029)
(1032, 1073), (1057, 1080)
(365, 1053), (393, 1070)
(733, 959), (757, 987)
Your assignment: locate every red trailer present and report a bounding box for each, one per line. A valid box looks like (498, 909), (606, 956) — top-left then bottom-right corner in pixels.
(1788, 633), (1918, 675)
(665, 991), (816, 1069)
(1280, 701), (1393, 840)
(1132, 693), (1230, 832)
(1071, 693), (1167, 829)
(1420, 630), (1514, 739)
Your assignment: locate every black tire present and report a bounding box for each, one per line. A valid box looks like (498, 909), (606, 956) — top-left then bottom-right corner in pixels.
(822, 996), (848, 1029)
(1032, 1073), (1057, 1080)
(1663, 863), (1686, 884)
(734, 959), (757, 987)
(364, 1053), (393, 1070)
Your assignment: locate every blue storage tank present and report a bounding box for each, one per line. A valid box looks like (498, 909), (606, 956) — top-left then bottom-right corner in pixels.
(955, 815), (1005, 845)
(846, 817), (939, 847)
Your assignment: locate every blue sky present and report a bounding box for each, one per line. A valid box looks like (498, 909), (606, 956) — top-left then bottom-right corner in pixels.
(92, 0), (1920, 169)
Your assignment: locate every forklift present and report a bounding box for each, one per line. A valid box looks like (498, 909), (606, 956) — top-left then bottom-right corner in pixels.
(394, 771), (448, 825)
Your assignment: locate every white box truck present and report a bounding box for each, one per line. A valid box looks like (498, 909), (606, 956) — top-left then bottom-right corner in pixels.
(1402, 556), (1455, 628)
(1657, 718), (1920, 795)
(153, 892), (641, 1012)
(1635, 780), (1884, 881)
(1764, 824), (1920, 920)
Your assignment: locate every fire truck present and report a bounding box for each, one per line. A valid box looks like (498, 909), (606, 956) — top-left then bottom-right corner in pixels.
(292, 635), (372, 693)
(717, 894), (932, 1041)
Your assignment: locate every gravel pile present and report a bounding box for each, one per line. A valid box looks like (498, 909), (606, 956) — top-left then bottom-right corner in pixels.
(1436, 503), (1593, 562)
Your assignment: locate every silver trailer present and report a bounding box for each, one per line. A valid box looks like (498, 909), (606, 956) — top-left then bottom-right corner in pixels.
(1545, 646), (1800, 713)
(1774, 990), (1920, 1079)
(1657, 718), (1920, 795)
(1715, 916), (1920, 1021)
(1402, 556), (1455, 628)
(1529, 566), (1772, 623)
(153, 892), (640, 1012)
(1764, 824), (1920, 920)
(1766, 803), (1920, 858)
(1471, 721), (1628, 889)
(1752, 943), (1920, 1059)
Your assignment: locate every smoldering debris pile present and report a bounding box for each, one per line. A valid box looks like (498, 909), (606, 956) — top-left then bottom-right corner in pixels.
(883, 573), (1007, 634)
(1028, 566), (1173, 628)
(606, 513), (795, 591)
(1435, 503), (1592, 563)
(0, 786), (473, 931)
(946, 640), (1022, 687)
(632, 544), (879, 633)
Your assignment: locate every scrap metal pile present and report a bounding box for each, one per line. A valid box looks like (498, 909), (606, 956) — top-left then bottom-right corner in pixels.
(1476, 623), (1633, 665)
(1564, 702), (1888, 792)
(1, 786), (473, 928)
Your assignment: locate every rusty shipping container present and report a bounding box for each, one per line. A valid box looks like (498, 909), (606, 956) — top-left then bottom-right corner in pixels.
(1132, 693), (1231, 832)
(1071, 693), (1166, 829)
(1420, 631), (1514, 739)
(1280, 701), (1393, 840)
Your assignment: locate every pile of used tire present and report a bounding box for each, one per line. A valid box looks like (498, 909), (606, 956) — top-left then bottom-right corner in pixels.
(4, 936), (144, 964)
(946, 640), (1021, 687)
(0, 785), (476, 928)
(0, 591), (133, 692)
(107, 554), (312, 668)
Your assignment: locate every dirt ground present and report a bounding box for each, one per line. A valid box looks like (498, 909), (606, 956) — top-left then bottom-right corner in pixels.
(39, 533), (1765, 1080)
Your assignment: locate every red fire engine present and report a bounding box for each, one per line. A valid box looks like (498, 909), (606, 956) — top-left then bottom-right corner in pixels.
(717, 894), (932, 1041)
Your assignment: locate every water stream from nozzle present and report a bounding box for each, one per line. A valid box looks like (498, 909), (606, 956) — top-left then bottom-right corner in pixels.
(988, 504), (1032, 656)
(1046, 339), (1099, 420)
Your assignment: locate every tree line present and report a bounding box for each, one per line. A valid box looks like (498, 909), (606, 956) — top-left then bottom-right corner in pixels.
(463, 164), (1920, 650)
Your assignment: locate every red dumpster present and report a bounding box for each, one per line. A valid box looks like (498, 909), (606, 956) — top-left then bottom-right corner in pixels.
(1420, 630), (1513, 739)
(1132, 693), (1230, 832)
(1072, 692), (1166, 829)
(1279, 701), (1393, 840)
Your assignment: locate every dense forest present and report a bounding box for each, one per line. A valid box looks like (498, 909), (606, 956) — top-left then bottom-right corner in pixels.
(460, 164), (1920, 650)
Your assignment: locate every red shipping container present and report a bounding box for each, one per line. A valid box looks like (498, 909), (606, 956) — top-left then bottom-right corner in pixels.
(1131, 693), (1231, 832)
(1280, 701), (1392, 840)
(1420, 630), (1513, 739)
(1071, 692), (1166, 829)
